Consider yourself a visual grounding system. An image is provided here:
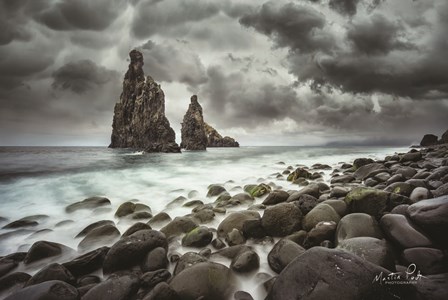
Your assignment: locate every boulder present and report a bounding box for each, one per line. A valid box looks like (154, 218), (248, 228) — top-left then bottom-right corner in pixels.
(109, 50), (180, 152)
(230, 249), (260, 273)
(180, 95), (208, 150)
(217, 211), (260, 238)
(261, 202), (303, 236)
(75, 220), (115, 238)
(303, 221), (337, 248)
(266, 247), (413, 300)
(25, 263), (75, 287)
(170, 262), (236, 300)
(433, 182), (448, 197)
(142, 282), (179, 300)
(62, 247), (109, 277)
(148, 212), (171, 226)
(407, 196), (448, 247)
(65, 196), (111, 213)
(295, 194), (319, 215)
(268, 239), (305, 274)
(415, 273), (448, 300)
(82, 273), (140, 300)
(336, 213), (383, 245)
(2, 219), (38, 229)
(337, 237), (395, 271)
(262, 190), (290, 205)
(409, 187), (431, 202)
(329, 186), (349, 198)
(330, 174), (355, 184)
(140, 269), (171, 289)
(321, 199), (347, 217)
(103, 229), (167, 274)
(24, 241), (73, 265)
(420, 134), (438, 146)
(141, 247), (168, 272)
(400, 151), (422, 163)
(380, 214), (433, 249)
(182, 226), (213, 248)
(287, 168), (311, 181)
(242, 219), (267, 239)
(244, 183), (271, 198)
(353, 158), (374, 169)
(207, 185), (226, 197)
(394, 167), (417, 180)
(77, 224), (120, 250)
(160, 216), (198, 238)
(4, 280), (78, 300)
(344, 187), (390, 218)
(122, 222), (152, 237)
(402, 247), (448, 275)
(0, 272), (31, 296)
(226, 228), (246, 246)
(384, 182), (415, 197)
(353, 163), (385, 180)
(173, 252), (208, 276)
(302, 204), (340, 231)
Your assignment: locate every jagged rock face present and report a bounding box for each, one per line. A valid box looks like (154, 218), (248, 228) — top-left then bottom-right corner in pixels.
(180, 95), (207, 150)
(109, 50), (180, 153)
(205, 123), (239, 147)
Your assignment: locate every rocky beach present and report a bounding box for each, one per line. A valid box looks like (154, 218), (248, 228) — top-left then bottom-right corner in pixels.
(0, 138), (448, 300)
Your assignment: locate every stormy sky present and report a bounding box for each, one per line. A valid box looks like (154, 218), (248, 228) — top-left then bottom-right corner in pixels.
(1, 0), (447, 146)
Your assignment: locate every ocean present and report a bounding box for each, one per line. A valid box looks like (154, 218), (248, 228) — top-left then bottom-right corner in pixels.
(0, 145), (409, 298)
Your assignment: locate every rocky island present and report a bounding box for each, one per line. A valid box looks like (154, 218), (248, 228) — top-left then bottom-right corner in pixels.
(109, 50), (180, 153)
(181, 95), (239, 150)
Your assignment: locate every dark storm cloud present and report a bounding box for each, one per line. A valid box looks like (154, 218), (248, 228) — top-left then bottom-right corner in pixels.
(131, 0), (221, 39)
(138, 40), (208, 88)
(241, 0), (448, 100)
(240, 2), (334, 54)
(329, 0), (359, 16)
(347, 14), (411, 55)
(52, 60), (119, 94)
(34, 0), (127, 31)
(0, 0), (35, 45)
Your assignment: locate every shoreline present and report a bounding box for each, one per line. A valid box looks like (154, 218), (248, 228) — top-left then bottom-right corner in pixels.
(0, 144), (447, 300)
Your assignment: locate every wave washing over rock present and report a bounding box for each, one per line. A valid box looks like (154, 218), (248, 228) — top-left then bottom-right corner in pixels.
(109, 50), (180, 153)
(0, 139), (448, 299)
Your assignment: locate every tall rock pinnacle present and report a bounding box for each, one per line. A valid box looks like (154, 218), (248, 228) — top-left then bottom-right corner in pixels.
(180, 95), (239, 150)
(180, 95), (208, 150)
(109, 50), (180, 153)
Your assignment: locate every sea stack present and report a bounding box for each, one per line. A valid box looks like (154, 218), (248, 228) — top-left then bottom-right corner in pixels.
(180, 95), (239, 150)
(180, 95), (208, 150)
(109, 50), (180, 153)
(205, 123), (239, 147)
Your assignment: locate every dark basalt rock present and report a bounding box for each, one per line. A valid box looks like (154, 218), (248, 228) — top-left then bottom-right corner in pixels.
(407, 196), (448, 248)
(4, 280), (78, 300)
(266, 247), (414, 300)
(109, 49), (180, 153)
(268, 239), (305, 274)
(24, 241), (74, 265)
(170, 262), (236, 300)
(65, 196), (111, 213)
(62, 247), (109, 277)
(420, 134), (439, 146)
(75, 220), (115, 238)
(142, 282), (179, 300)
(0, 272), (31, 296)
(102, 229), (167, 274)
(82, 273), (140, 300)
(180, 95), (208, 150)
(204, 122), (239, 147)
(25, 263), (75, 287)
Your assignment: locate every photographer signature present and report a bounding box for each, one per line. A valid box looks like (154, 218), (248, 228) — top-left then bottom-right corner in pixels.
(373, 264), (427, 285)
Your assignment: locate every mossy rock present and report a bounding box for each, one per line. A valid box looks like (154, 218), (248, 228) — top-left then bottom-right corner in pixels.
(182, 226), (213, 248)
(344, 187), (389, 218)
(287, 168), (312, 182)
(244, 183), (272, 197)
